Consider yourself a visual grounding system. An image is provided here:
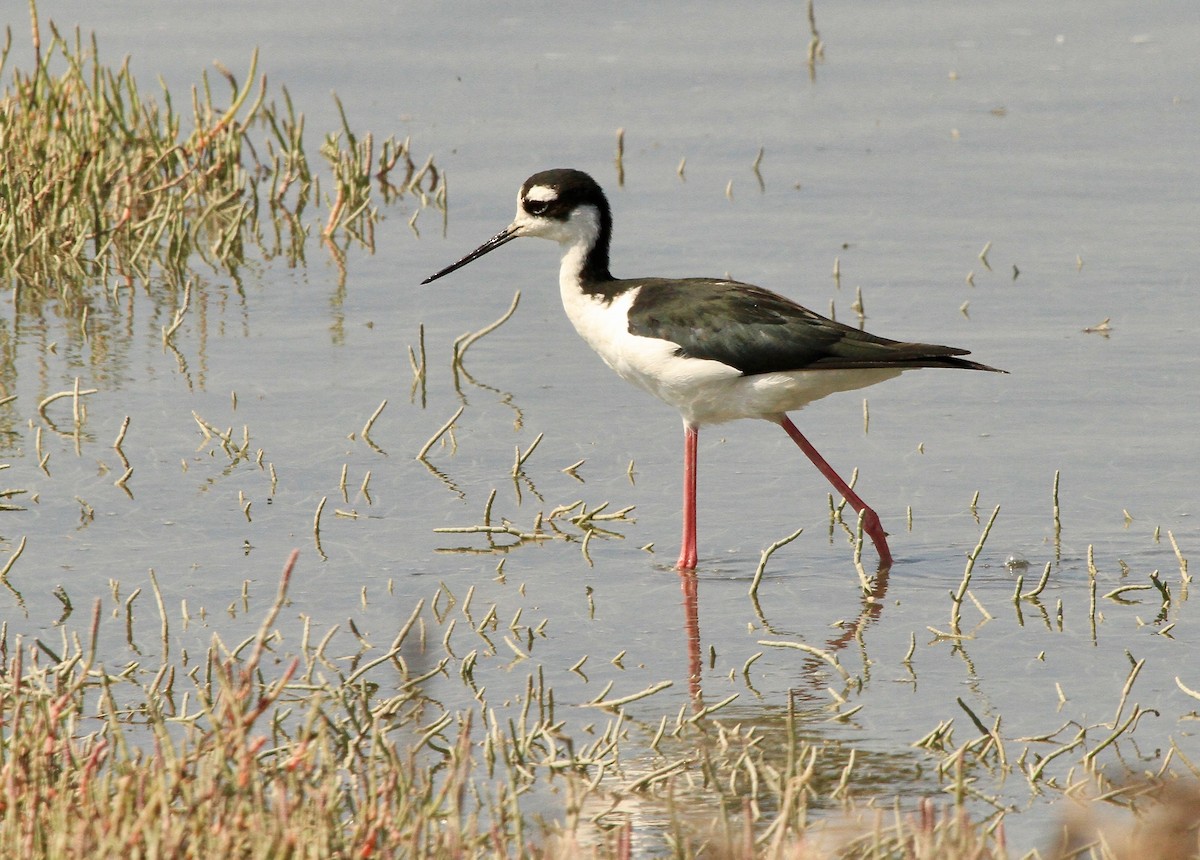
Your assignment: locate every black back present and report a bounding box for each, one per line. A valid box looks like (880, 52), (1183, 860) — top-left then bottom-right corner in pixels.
(626, 278), (1000, 375)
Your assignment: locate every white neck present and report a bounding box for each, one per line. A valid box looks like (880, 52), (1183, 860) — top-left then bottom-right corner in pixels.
(553, 203), (601, 295)
(558, 239), (591, 296)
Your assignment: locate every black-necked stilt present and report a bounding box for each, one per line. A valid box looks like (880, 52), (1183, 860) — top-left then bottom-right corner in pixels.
(422, 169), (1004, 571)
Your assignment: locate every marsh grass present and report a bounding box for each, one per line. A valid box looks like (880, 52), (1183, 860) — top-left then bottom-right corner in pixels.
(0, 550), (1011, 858)
(0, 2), (443, 308)
(2, 540), (1197, 858)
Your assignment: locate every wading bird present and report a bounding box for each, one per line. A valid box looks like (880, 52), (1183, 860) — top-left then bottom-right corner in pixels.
(422, 169), (1003, 570)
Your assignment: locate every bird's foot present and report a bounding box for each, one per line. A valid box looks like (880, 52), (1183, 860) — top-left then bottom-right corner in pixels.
(858, 507), (893, 568)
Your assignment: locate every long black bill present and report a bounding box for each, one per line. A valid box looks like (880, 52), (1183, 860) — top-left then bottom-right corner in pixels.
(420, 225), (519, 284)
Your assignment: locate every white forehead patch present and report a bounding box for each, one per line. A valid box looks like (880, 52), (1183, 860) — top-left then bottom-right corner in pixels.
(525, 185), (559, 203)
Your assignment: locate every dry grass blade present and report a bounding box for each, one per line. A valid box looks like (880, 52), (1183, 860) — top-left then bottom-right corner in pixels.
(759, 638), (850, 682)
(748, 526), (804, 599)
(453, 290), (521, 365)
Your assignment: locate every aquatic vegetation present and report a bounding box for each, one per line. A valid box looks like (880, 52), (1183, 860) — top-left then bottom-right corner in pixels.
(2, 532), (1198, 857)
(0, 2), (444, 307)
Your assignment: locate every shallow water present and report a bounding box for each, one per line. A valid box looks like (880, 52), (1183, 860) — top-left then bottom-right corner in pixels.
(4, 0), (1199, 852)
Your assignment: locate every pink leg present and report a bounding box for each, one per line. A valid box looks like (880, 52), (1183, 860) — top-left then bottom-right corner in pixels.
(677, 424), (699, 570)
(779, 416), (893, 568)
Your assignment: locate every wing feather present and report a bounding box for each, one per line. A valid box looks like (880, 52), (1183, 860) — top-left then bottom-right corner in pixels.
(626, 279), (1000, 375)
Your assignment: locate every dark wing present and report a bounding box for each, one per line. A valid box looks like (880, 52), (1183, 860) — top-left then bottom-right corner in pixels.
(625, 279), (1002, 376)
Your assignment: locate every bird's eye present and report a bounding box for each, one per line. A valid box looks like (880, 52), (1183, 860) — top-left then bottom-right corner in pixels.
(524, 198), (550, 216)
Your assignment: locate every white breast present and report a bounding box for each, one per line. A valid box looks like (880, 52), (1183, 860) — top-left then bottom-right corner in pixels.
(556, 264), (746, 423)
